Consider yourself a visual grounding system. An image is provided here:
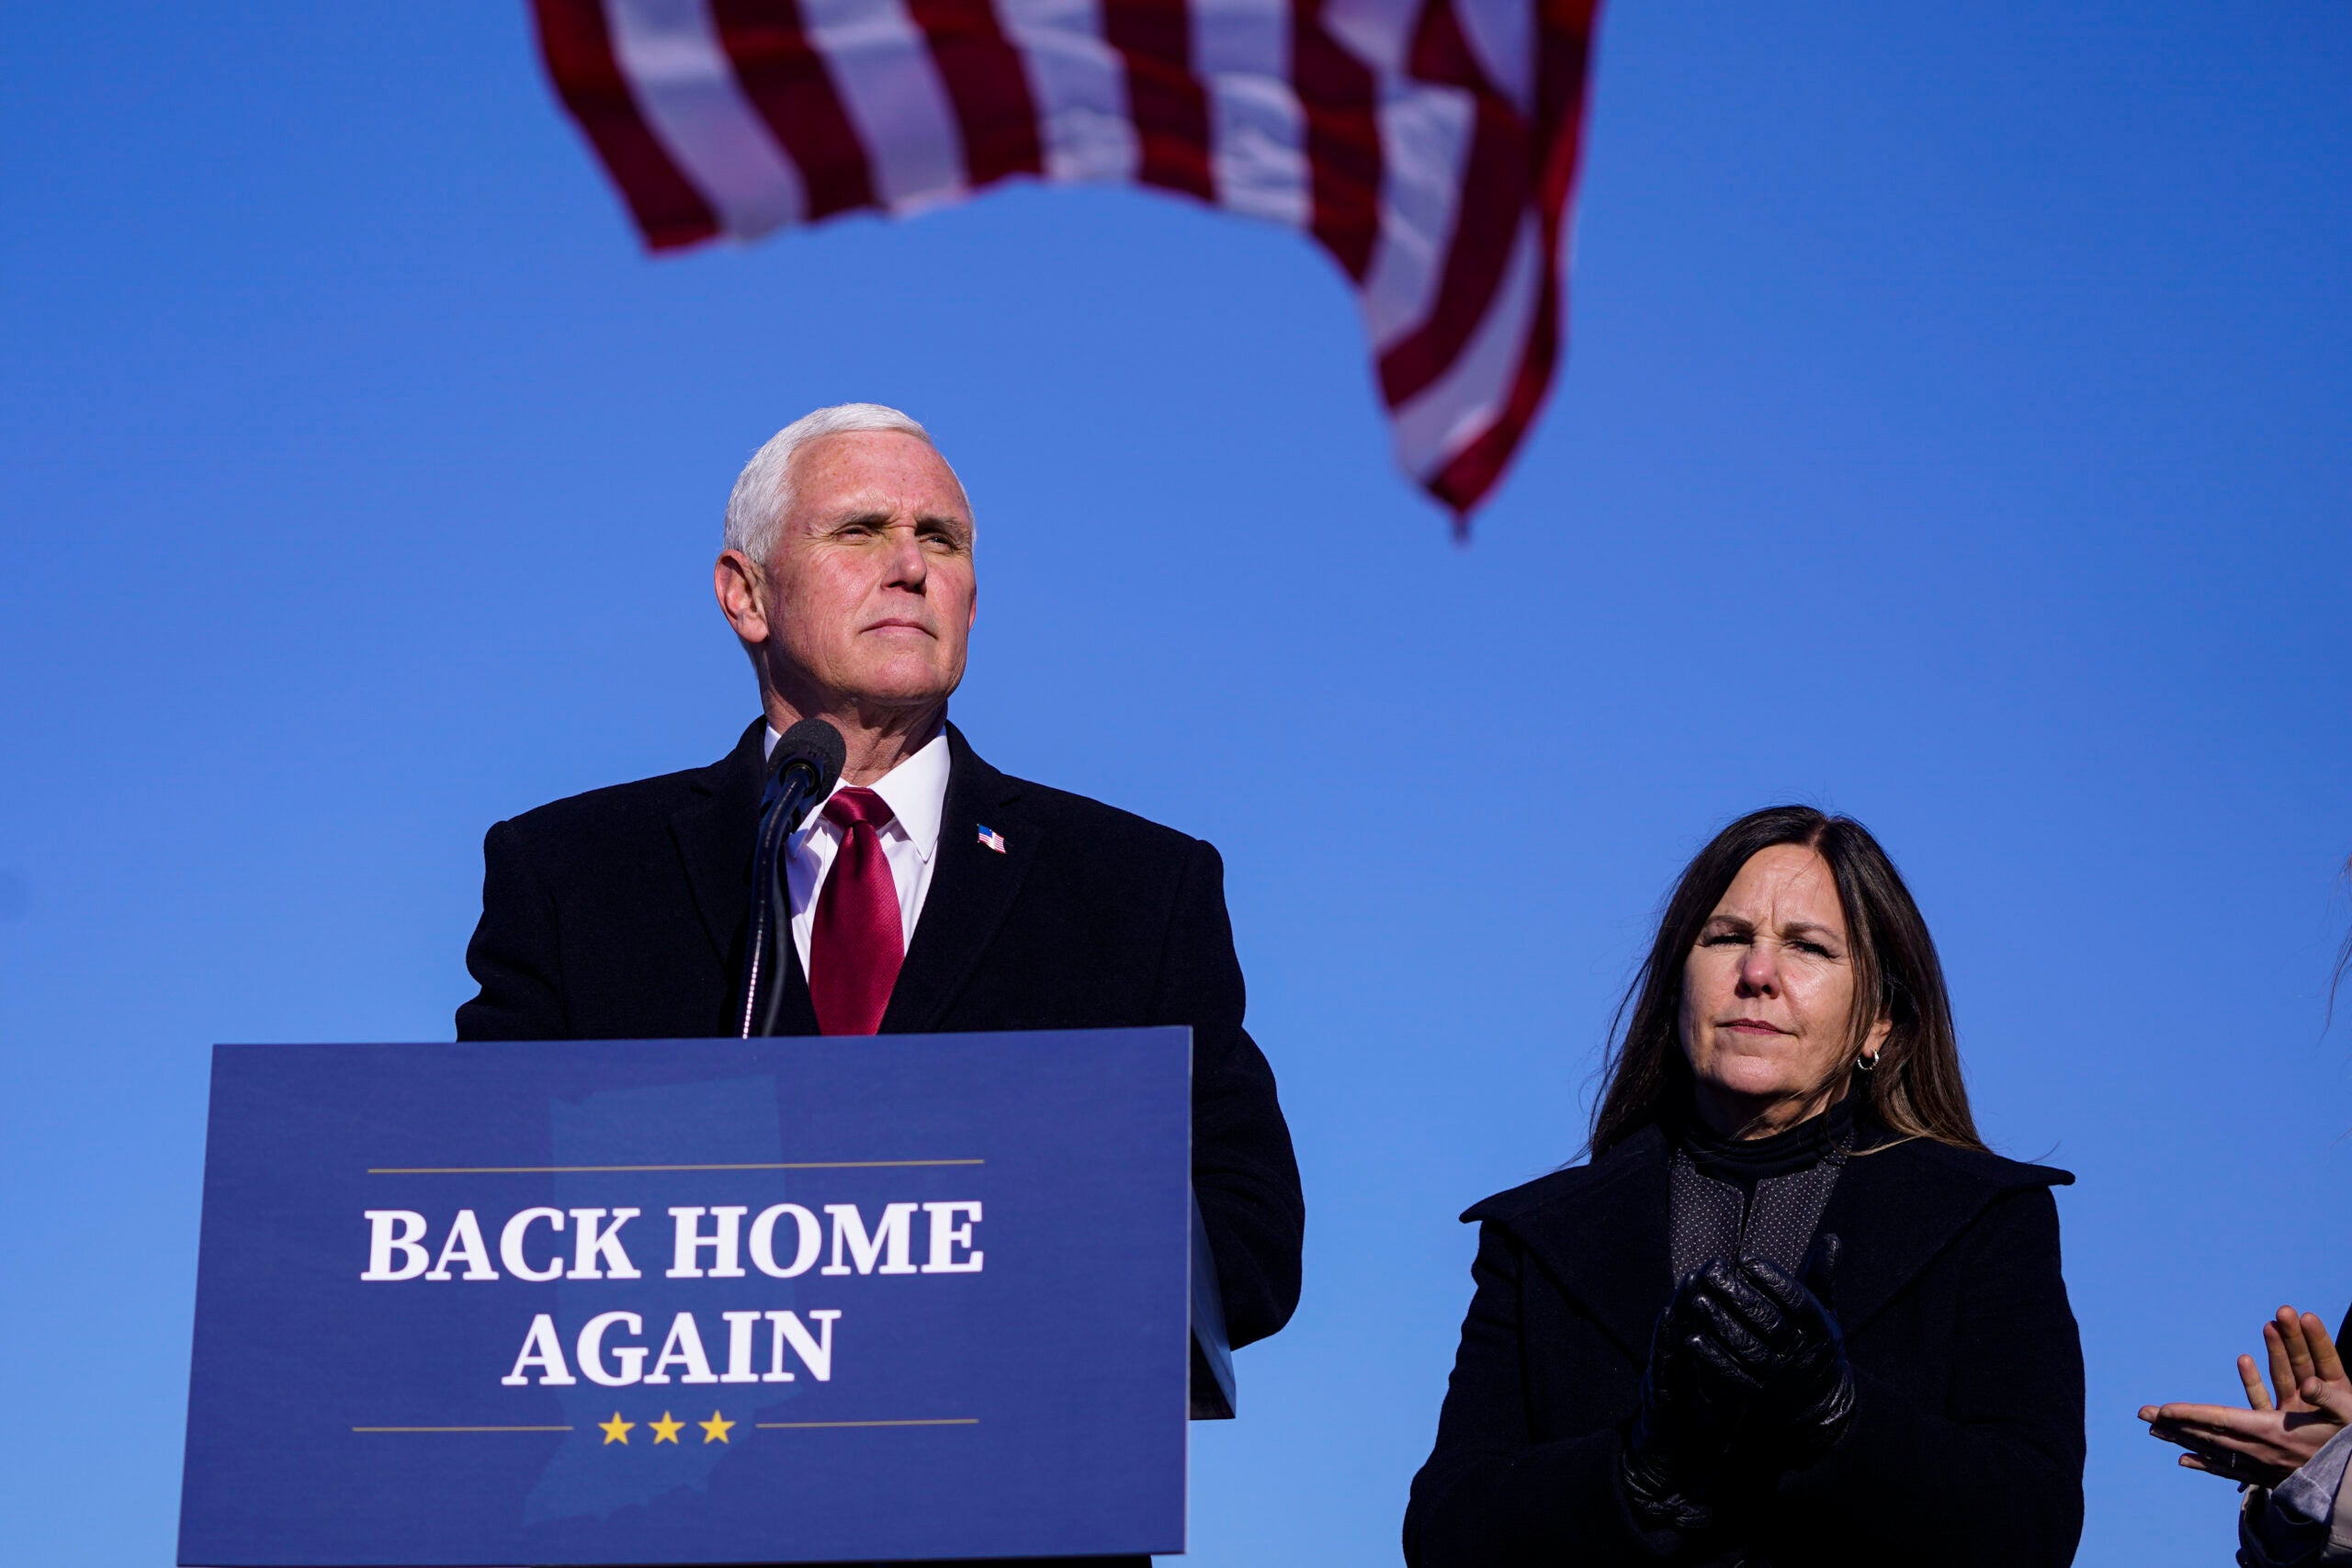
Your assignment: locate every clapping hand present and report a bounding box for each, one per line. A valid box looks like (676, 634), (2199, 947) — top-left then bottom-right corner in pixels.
(2141, 1307), (2352, 1487)
(1623, 1265), (1747, 1529)
(1623, 1247), (1856, 1529)
(1689, 1253), (1857, 1470)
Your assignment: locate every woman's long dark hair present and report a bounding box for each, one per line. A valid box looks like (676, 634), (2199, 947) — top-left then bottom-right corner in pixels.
(2332, 855), (2352, 1026)
(1589, 806), (1984, 1156)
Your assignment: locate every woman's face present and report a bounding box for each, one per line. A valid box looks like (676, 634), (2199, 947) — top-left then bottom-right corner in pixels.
(1678, 843), (1890, 1135)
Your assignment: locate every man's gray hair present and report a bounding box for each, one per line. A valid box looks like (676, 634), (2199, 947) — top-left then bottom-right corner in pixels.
(722, 402), (956, 564)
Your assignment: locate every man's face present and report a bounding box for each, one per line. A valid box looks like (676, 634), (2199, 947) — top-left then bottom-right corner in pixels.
(743, 430), (977, 715)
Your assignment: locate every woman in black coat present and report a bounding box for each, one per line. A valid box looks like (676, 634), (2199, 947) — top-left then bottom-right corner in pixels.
(1406, 807), (2086, 1567)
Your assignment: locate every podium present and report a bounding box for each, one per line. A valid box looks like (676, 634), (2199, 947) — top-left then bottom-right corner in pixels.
(178, 1028), (1216, 1565)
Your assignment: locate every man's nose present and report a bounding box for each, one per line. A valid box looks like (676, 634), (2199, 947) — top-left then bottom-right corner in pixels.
(881, 525), (928, 589)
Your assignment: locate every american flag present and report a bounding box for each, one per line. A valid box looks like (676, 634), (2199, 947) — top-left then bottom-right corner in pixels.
(531, 0), (1601, 517)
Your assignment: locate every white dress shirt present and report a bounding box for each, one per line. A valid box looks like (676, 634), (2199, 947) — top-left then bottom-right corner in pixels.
(764, 726), (951, 981)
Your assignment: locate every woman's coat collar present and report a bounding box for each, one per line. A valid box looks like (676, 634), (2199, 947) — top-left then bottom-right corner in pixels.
(1462, 1121), (2073, 1359)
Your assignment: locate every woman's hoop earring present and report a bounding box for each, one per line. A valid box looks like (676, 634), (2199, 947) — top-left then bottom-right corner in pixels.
(1855, 1052), (1880, 1073)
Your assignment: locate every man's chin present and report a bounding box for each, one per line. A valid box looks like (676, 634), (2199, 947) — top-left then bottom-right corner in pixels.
(838, 675), (960, 714)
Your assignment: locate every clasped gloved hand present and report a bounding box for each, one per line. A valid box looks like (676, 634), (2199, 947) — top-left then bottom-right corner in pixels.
(1620, 1267), (1745, 1531)
(1623, 1247), (1857, 1530)
(1689, 1250), (1857, 1472)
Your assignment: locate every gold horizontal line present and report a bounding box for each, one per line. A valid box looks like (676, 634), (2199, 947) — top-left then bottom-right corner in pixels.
(754, 1418), (978, 1429)
(351, 1425), (574, 1433)
(366, 1159), (986, 1175)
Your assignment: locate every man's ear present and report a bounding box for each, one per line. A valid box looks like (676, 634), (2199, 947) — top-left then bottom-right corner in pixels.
(715, 550), (770, 646)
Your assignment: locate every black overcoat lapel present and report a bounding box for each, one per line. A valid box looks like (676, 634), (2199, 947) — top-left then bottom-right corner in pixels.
(1476, 1125), (1676, 1362)
(669, 717), (823, 1036)
(668, 718), (767, 974)
(878, 724), (1038, 1034)
(1809, 1134), (2074, 1334)
(772, 945), (823, 1036)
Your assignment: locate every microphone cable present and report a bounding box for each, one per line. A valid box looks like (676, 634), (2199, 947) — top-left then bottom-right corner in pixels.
(737, 717), (846, 1037)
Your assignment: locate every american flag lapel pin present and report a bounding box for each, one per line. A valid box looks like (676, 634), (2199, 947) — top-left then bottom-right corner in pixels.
(976, 825), (1007, 854)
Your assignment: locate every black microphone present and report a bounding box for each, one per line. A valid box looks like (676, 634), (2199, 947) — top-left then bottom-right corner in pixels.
(737, 718), (847, 1037)
(768, 718), (847, 818)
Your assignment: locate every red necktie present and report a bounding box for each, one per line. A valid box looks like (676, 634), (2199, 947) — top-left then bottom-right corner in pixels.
(808, 787), (903, 1035)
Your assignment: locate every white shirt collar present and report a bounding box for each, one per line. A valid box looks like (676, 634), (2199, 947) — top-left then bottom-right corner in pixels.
(763, 723), (951, 863)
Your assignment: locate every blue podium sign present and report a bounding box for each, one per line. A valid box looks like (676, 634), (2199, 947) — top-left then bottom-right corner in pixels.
(178, 1029), (1193, 1566)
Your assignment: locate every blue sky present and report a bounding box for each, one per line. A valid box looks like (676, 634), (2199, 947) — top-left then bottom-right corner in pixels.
(2, 1), (2346, 1562)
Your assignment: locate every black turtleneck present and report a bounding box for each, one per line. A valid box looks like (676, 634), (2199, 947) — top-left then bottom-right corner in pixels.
(1679, 1096), (1856, 1187)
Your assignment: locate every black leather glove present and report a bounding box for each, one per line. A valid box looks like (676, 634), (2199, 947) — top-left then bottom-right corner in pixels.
(1688, 1250), (1856, 1472)
(1621, 1265), (1747, 1531)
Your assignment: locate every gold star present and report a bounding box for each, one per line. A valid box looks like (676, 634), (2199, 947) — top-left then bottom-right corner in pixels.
(649, 1411), (684, 1444)
(699, 1410), (735, 1444)
(598, 1412), (633, 1445)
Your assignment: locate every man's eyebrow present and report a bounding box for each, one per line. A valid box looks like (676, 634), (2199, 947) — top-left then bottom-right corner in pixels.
(813, 508), (971, 543)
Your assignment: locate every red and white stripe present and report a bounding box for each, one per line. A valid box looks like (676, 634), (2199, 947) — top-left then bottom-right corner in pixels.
(534, 0), (1600, 517)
